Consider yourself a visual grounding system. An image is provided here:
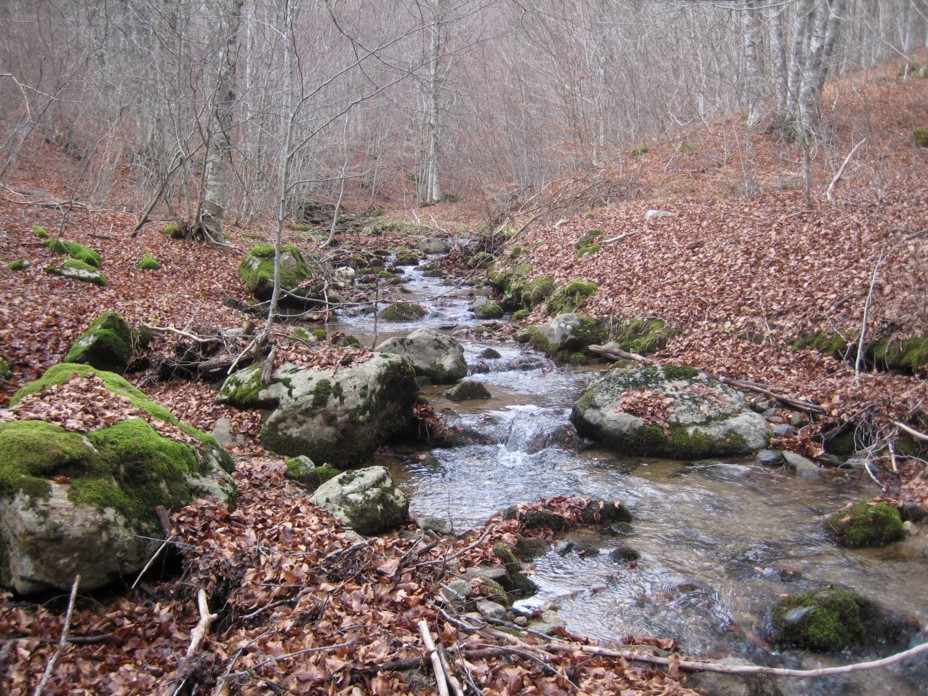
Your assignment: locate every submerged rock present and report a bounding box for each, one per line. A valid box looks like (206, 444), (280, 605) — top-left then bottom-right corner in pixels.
(571, 365), (771, 459)
(0, 364), (235, 594)
(772, 587), (919, 652)
(445, 381), (491, 401)
(376, 328), (467, 384)
(310, 466), (408, 535)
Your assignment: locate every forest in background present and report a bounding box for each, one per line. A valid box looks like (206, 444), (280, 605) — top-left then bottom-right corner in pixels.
(2, 0), (927, 231)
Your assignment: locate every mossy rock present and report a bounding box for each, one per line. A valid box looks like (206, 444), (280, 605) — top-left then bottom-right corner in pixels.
(64, 311), (133, 374)
(772, 588), (918, 652)
(511, 309), (529, 322)
(33, 225), (50, 239)
(467, 251), (494, 270)
(828, 501), (905, 548)
(45, 259), (107, 286)
(610, 546), (641, 563)
(630, 146), (649, 157)
(0, 357), (11, 379)
(611, 317), (679, 355)
(546, 280), (599, 315)
(45, 239), (102, 268)
(8, 259), (30, 271)
(137, 254), (162, 270)
(445, 381), (491, 402)
(284, 456), (321, 489)
(793, 332), (851, 360)
(575, 229), (602, 250)
(473, 301), (504, 320)
(12, 364), (233, 470)
(393, 249), (423, 266)
(530, 313), (605, 355)
(914, 128), (928, 148)
(869, 335), (928, 374)
(501, 275), (554, 312)
(237, 244), (310, 302)
(576, 244), (600, 258)
(380, 301), (427, 321)
(217, 363), (280, 409)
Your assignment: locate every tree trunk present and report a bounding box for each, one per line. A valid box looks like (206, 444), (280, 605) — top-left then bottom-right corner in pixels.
(743, 0), (764, 129)
(424, 0), (444, 204)
(767, 1), (788, 115)
(199, 0), (244, 243)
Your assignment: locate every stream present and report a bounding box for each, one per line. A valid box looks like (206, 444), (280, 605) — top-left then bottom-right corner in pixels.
(331, 256), (928, 695)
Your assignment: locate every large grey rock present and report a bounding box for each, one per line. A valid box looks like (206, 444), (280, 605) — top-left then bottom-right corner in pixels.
(571, 365), (771, 459)
(376, 328), (466, 384)
(0, 365), (235, 594)
(782, 451), (822, 477)
(310, 466), (409, 535)
(253, 353), (418, 467)
(531, 313), (604, 353)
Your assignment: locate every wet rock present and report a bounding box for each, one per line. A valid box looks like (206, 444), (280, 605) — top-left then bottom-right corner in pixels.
(251, 353), (418, 467)
(479, 348), (502, 359)
(610, 546), (641, 563)
(445, 381), (491, 401)
(476, 599), (509, 621)
(756, 449), (785, 467)
(781, 451), (821, 477)
(901, 503), (928, 523)
(379, 301), (427, 321)
(772, 424), (795, 437)
(513, 535), (548, 560)
(579, 499), (632, 526)
(571, 365), (771, 459)
(310, 466), (409, 535)
(472, 300), (504, 319)
(418, 237), (450, 254)
(828, 500), (905, 547)
(772, 587), (919, 652)
(528, 609), (566, 637)
(376, 328), (467, 384)
(530, 313), (605, 353)
(418, 516), (453, 535)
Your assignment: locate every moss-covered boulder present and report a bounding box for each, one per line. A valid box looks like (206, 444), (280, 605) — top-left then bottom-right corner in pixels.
(63, 312), (133, 374)
(445, 381), (491, 401)
(0, 357), (11, 379)
(45, 239), (102, 268)
(0, 364), (235, 594)
(772, 588), (919, 652)
(870, 335), (928, 375)
(8, 259), (30, 271)
(473, 300), (504, 320)
(237, 244), (310, 304)
(45, 259), (107, 286)
(226, 353), (417, 467)
(500, 274), (555, 312)
(284, 455), (321, 490)
(827, 501), (905, 548)
(375, 328), (467, 384)
(309, 466), (408, 535)
(914, 128), (928, 148)
(611, 318), (679, 355)
(530, 313), (605, 354)
(571, 365), (771, 459)
(137, 254), (162, 270)
(379, 301), (427, 322)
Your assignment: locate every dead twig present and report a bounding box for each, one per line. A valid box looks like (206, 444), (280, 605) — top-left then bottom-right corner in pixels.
(33, 575), (80, 696)
(419, 619), (450, 696)
(160, 588), (218, 696)
(827, 138), (866, 204)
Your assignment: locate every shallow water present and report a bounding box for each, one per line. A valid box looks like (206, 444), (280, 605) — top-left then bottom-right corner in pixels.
(336, 258), (928, 695)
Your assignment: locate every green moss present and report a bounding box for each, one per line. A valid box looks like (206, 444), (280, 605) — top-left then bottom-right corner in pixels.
(575, 229), (602, 250)
(576, 244), (600, 258)
(0, 421), (103, 501)
(546, 280), (599, 315)
(0, 357), (11, 379)
(493, 544), (522, 572)
(828, 501), (905, 548)
(793, 332), (851, 360)
(773, 589), (882, 652)
(238, 244), (309, 300)
(511, 309), (529, 322)
(914, 128), (928, 148)
(610, 546), (640, 563)
(137, 254), (162, 270)
(33, 225), (50, 239)
(8, 259), (30, 271)
(45, 239), (102, 267)
(316, 464), (340, 483)
(45, 259), (107, 286)
(64, 312), (132, 373)
(663, 365), (699, 380)
(473, 301), (503, 319)
(501, 274), (554, 312)
(870, 336), (928, 374)
(312, 379), (333, 407)
(380, 301), (427, 321)
(162, 223), (182, 236)
(630, 146), (649, 157)
(611, 318), (679, 355)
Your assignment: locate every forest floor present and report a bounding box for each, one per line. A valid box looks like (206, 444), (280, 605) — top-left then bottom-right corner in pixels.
(0, 57), (926, 694)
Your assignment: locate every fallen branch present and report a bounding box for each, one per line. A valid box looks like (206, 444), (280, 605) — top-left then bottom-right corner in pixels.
(160, 589), (218, 696)
(33, 575), (80, 696)
(588, 343), (653, 364)
(541, 640), (928, 678)
(419, 619), (451, 696)
(894, 420), (928, 442)
(827, 138), (866, 204)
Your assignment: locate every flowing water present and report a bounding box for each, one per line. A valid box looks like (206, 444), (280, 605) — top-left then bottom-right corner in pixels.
(331, 257), (928, 695)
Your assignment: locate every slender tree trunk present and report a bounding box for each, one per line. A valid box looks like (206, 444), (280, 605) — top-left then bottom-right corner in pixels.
(786, 0), (815, 124)
(767, 0), (788, 117)
(743, 0), (764, 129)
(200, 0), (244, 242)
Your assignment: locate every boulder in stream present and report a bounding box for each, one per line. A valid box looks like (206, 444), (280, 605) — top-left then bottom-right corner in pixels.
(827, 500), (905, 548)
(222, 353), (418, 467)
(571, 365), (771, 459)
(310, 466), (408, 535)
(375, 328), (467, 384)
(529, 313), (605, 354)
(772, 587), (919, 652)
